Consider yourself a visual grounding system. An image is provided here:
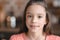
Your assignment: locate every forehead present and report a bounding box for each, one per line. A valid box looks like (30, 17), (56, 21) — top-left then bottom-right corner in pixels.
(26, 4), (46, 15)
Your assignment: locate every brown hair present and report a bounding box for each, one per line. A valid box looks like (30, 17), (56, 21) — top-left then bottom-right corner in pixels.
(22, 0), (52, 34)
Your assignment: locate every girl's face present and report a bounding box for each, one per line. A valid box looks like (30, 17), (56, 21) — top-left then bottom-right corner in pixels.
(26, 4), (47, 32)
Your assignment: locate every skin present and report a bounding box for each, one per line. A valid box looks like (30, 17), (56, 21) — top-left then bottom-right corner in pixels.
(25, 4), (47, 40)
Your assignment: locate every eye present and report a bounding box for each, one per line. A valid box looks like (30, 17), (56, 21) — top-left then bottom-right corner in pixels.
(38, 16), (42, 18)
(27, 15), (32, 18)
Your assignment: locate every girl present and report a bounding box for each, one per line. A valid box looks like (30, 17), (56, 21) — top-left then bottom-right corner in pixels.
(10, 0), (60, 40)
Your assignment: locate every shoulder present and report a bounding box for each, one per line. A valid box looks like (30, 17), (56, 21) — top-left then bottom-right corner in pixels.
(10, 33), (25, 40)
(46, 35), (60, 40)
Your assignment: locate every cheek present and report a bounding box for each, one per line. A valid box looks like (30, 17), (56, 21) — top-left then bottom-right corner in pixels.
(26, 19), (31, 29)
(26, 18), (31, 27)
(38, 21), (45, 29)
(38, 18), (46, 25)
(26, 17), (32, 23)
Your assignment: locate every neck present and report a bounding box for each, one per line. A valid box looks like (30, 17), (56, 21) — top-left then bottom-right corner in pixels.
(26, 31), (46, 40)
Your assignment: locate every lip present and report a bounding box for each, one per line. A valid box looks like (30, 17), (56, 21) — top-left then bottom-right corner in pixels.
(30, 25), (39, 27)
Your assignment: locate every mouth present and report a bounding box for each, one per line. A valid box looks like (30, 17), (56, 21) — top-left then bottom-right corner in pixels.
(30, 25), (39, 28)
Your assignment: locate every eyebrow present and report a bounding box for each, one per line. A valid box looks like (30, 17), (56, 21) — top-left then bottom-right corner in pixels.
(26, 12), (31, 14)
(26, 11), (45, 16)
(37, 13), (44, 15)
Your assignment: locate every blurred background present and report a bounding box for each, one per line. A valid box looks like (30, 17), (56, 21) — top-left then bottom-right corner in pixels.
(0, 0), (60, 40)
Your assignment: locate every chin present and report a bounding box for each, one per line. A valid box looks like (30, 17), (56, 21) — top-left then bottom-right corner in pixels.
(29, 29), (39, 33)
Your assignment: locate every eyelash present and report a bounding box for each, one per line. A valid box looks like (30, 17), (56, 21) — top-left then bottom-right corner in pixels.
(27, 15), (32, 18)
(38, 16), (42, 18)
(27, 15), (42, 18)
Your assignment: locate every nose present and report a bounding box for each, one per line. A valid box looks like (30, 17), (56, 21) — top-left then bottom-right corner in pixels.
(32, 17), (37, 23)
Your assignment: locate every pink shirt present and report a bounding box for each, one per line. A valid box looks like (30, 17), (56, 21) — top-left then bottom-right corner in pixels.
(10, 33), (60, 40)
